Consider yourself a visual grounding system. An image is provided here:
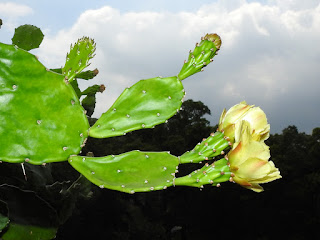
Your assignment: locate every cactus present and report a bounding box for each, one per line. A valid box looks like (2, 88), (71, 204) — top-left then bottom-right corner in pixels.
(89, 76), (185, 138)
(69, 151), (179, 193)
(11, 24), (44, 51)
(62, 37), (96, 82)
(0, 24), (280, 198)
(0, 43), (89, 165)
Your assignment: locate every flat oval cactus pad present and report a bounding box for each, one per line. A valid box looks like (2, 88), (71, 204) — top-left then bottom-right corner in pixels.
(69, 151), (179, 193)
(0, 43), (89, 165)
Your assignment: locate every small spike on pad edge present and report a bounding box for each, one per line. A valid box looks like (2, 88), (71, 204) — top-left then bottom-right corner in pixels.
(68, 151), (179, 193)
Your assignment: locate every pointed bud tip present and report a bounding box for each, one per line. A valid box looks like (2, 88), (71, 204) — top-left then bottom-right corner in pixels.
(204, 33), (221, 50)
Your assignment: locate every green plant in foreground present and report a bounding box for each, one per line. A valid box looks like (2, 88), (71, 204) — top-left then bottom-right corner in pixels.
(0, 24), (281, 192)
(0, 22), (281, 240)
(0, 24), (281, 238)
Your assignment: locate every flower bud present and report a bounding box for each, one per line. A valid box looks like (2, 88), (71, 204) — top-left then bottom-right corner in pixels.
(218, 101), (270, 143)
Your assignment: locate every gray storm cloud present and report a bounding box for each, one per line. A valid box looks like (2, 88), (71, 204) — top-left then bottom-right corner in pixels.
(29, 1), (320, 133)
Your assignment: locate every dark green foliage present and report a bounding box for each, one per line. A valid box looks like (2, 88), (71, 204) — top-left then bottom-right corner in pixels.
(0, 162), (93, 239)
(0, 201), (9, 233)
(81, 84), (104, 117)
(11, 25), (44, 51)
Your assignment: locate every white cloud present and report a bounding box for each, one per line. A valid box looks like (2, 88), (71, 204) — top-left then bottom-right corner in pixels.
(35, 1), (320, 133)
(0, 2), (33, 35)
(0, 2), (33, 17)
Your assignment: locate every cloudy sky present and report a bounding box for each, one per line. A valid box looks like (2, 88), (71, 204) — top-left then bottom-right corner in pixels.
(1, 0), (319, 134)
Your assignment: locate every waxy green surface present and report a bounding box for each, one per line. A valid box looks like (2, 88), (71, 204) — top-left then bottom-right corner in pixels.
(11, 24), (44, 51)
(0, 43), (89, 164)
(69, 151), (179, 193)
(174, 158), (231, 188)
(62, 37), (96, 82)
(180, 131), (231, 164)
(90, 76), (185, 138)
(178, 34), (221, 80)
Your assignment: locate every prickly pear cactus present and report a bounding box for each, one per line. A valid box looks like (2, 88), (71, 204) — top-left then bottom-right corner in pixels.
(0, 23), (281, 197)
(11, 24), (44, 51)
(69, 151), (179, 193)
(89, 76), (185, 138)
(0, 43), (89, 165)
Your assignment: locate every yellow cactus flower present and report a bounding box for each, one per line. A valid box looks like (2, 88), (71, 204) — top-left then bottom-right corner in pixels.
(227, 121), (281, 192)
(218, 101), (270, 143)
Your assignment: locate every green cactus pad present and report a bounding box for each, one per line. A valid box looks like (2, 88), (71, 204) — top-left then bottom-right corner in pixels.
(62, 37), (96, 82)
(11, 24), (44, 51)
(174, 158), (231, 188)
(1, 223), (57, 240)
(69, 151), (179, 193)
(180, 131), (231, 164)
(0, 43), (89, 164)
(90, 76), (185, 138)
(178, 33), (221, 80)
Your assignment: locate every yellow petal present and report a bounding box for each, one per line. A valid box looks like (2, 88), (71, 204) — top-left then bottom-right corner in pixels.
(249, 161), (282, 183)
(244, 183), (264, 192)
(218, 108), (227, 126)
(236, 157), (272, 181)
(228, 139), (270, 167)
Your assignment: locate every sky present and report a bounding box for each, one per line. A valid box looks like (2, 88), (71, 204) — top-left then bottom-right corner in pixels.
(0, 0), (319, 134)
